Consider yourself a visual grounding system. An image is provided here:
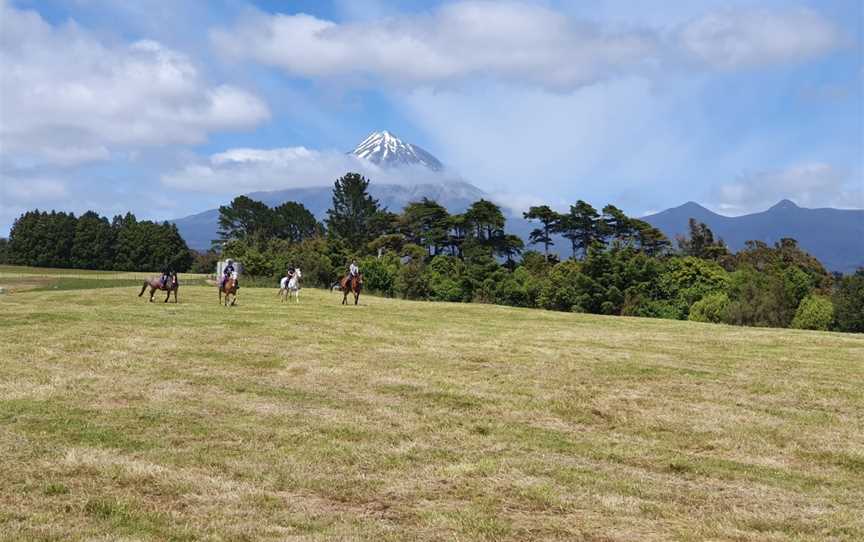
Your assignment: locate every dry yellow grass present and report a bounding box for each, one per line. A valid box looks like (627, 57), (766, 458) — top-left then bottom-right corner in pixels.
(1, 280), (863, 541)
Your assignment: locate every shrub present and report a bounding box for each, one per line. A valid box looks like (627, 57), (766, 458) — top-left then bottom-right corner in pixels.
(688, 293), (730, 323)
(791, 295), (834, 331)
(360, 254), (399, 296)
(537, 260), (582, 311)
(658, 257), (729, 319)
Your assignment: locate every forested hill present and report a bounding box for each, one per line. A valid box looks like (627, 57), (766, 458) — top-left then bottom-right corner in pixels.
(642, 200), (864, 274)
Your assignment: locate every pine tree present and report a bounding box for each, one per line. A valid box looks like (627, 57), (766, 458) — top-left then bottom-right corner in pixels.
(325, 173), (382, 247)
(272, 201), (322, 243)
(523, 205), (561, 261)
(560, 200), (602, 259)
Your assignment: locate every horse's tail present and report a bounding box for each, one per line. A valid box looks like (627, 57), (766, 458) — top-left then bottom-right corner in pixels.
(138, 281), (148, 297)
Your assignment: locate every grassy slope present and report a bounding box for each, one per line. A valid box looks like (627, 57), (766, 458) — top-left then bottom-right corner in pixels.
(1, 284), (862, 541)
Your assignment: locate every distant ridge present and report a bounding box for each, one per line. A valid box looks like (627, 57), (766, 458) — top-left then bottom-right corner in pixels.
(642, 200), (864, 273)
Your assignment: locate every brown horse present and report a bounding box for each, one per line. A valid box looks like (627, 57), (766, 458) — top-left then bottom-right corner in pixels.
(219, 275), (238, 307)
(139, 273), (178, 303)
(340, 273), (362, 305)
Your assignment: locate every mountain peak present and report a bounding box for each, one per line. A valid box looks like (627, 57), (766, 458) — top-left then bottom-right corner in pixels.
(769, 199), (800, 211)
(351, 130), (443, 171)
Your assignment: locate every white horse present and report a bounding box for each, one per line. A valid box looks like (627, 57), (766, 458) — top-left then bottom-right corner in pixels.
(279, 269), (302, 303)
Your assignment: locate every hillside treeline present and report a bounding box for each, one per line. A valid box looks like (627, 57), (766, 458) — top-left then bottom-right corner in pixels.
(210, 173), (863, 333)
(2, 210), (192, 271)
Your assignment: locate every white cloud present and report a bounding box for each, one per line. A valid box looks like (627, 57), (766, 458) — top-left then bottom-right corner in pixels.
(211, 2), (842, 90)
(212, 1), (661, 91)
(0, 2), (269, 168)
(1, 176), (68, 203)
(162, 146), (461, 194)
(677, 8), (843, 69)
(711, 163), (864, 214)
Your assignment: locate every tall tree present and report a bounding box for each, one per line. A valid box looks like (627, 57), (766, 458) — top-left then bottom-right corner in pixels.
(523, 205), (561, 261)
(326, 172), (382, 247)
(677, 219), (728, 260)
(402, 198), (450, 256)
(272, 201), (322, 243)
(446, 214), (468, 257)
(560, 200), (602, 259)
(71, 211), (115, 269)
(496, 233), (525, 270)
(217, 195), (273, 246)
(464, 199), (505, 243)
(601, 204), (635, 246)
(630, 219), (671, 257)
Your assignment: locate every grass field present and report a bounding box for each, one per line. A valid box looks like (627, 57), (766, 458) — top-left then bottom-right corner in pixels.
(0, 266), (209, 293)
(1, 273), (863, 541)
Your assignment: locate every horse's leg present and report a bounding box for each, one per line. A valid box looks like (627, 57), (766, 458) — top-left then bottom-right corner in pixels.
(149, 287), (155, 302)
(354, 291), (359, 305)
(164, 289), (170, 303)
(342, 291), (348, 305)
(138, 282), (147, 297)
(174, 288), (178, 304)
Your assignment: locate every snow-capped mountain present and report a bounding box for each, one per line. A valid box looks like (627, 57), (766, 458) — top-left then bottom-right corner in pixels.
(351, 130), (443, 171)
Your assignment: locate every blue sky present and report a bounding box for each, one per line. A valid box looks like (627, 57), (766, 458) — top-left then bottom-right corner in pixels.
(1, 0), (862, 235)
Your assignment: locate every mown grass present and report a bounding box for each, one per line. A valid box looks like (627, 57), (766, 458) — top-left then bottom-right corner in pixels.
(1, 279), (863, 541)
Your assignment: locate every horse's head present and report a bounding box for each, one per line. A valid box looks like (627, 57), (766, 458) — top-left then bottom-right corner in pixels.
(295, 268), (302, 279)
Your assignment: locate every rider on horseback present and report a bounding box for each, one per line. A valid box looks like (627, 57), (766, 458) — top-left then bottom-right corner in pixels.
(223, 259), (238, 289)
(160, 264), (174, 289)
(348, 259), (359, 281)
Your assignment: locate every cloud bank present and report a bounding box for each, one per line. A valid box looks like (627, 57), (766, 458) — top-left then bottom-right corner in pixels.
(212, 2), (843, 90)
(711, 163), (864, 215)
(162, 146), (463, 194)
(0, 1), (269, 168)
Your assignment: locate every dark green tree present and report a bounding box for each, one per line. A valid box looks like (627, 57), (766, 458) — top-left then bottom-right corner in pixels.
(272, 201), (322, 243)
(217, 195), (273, 246)
(601, 204), (635, 246)
(497, 233), (524, 270)
(71, 211), (115, 269)
(677, 219), (728, 260)
(464, 199), (505, 243)
(560, 200), (602, 259)
(523, 205), (561, 261)
(630, 219), (671, 256)
(402, 198), (450, 256)
(833, 269), (864, 332)
(326, 172), (382, 247)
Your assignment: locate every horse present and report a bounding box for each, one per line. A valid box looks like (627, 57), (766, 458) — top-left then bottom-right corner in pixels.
(139, 273), (178, 303)
(219, 272), (239, 307)
(278, 269), (302, 303)
(340, 273), (362, 305)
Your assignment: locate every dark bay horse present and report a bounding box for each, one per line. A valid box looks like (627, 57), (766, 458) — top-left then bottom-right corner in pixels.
(219, 275), (238, 307)
(340, 274), (362, 305)
(139, 273), (178, 303)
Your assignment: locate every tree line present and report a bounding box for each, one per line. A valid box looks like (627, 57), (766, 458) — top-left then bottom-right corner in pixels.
(2, 210), (192, 271)
(210, 172), (863, 333)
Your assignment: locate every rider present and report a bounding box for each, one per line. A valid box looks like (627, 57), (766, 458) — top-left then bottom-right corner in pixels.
(160, 263), (173, 289)
(281, 265), (295, 289)
(223, 259), (237, 289)
(348, 259), (359, 282)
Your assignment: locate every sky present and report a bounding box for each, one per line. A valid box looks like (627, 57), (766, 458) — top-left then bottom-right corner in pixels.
(1, 0), (862, 235)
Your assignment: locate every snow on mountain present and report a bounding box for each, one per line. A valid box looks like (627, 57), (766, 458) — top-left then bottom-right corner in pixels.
(351, 130), (443, 171)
